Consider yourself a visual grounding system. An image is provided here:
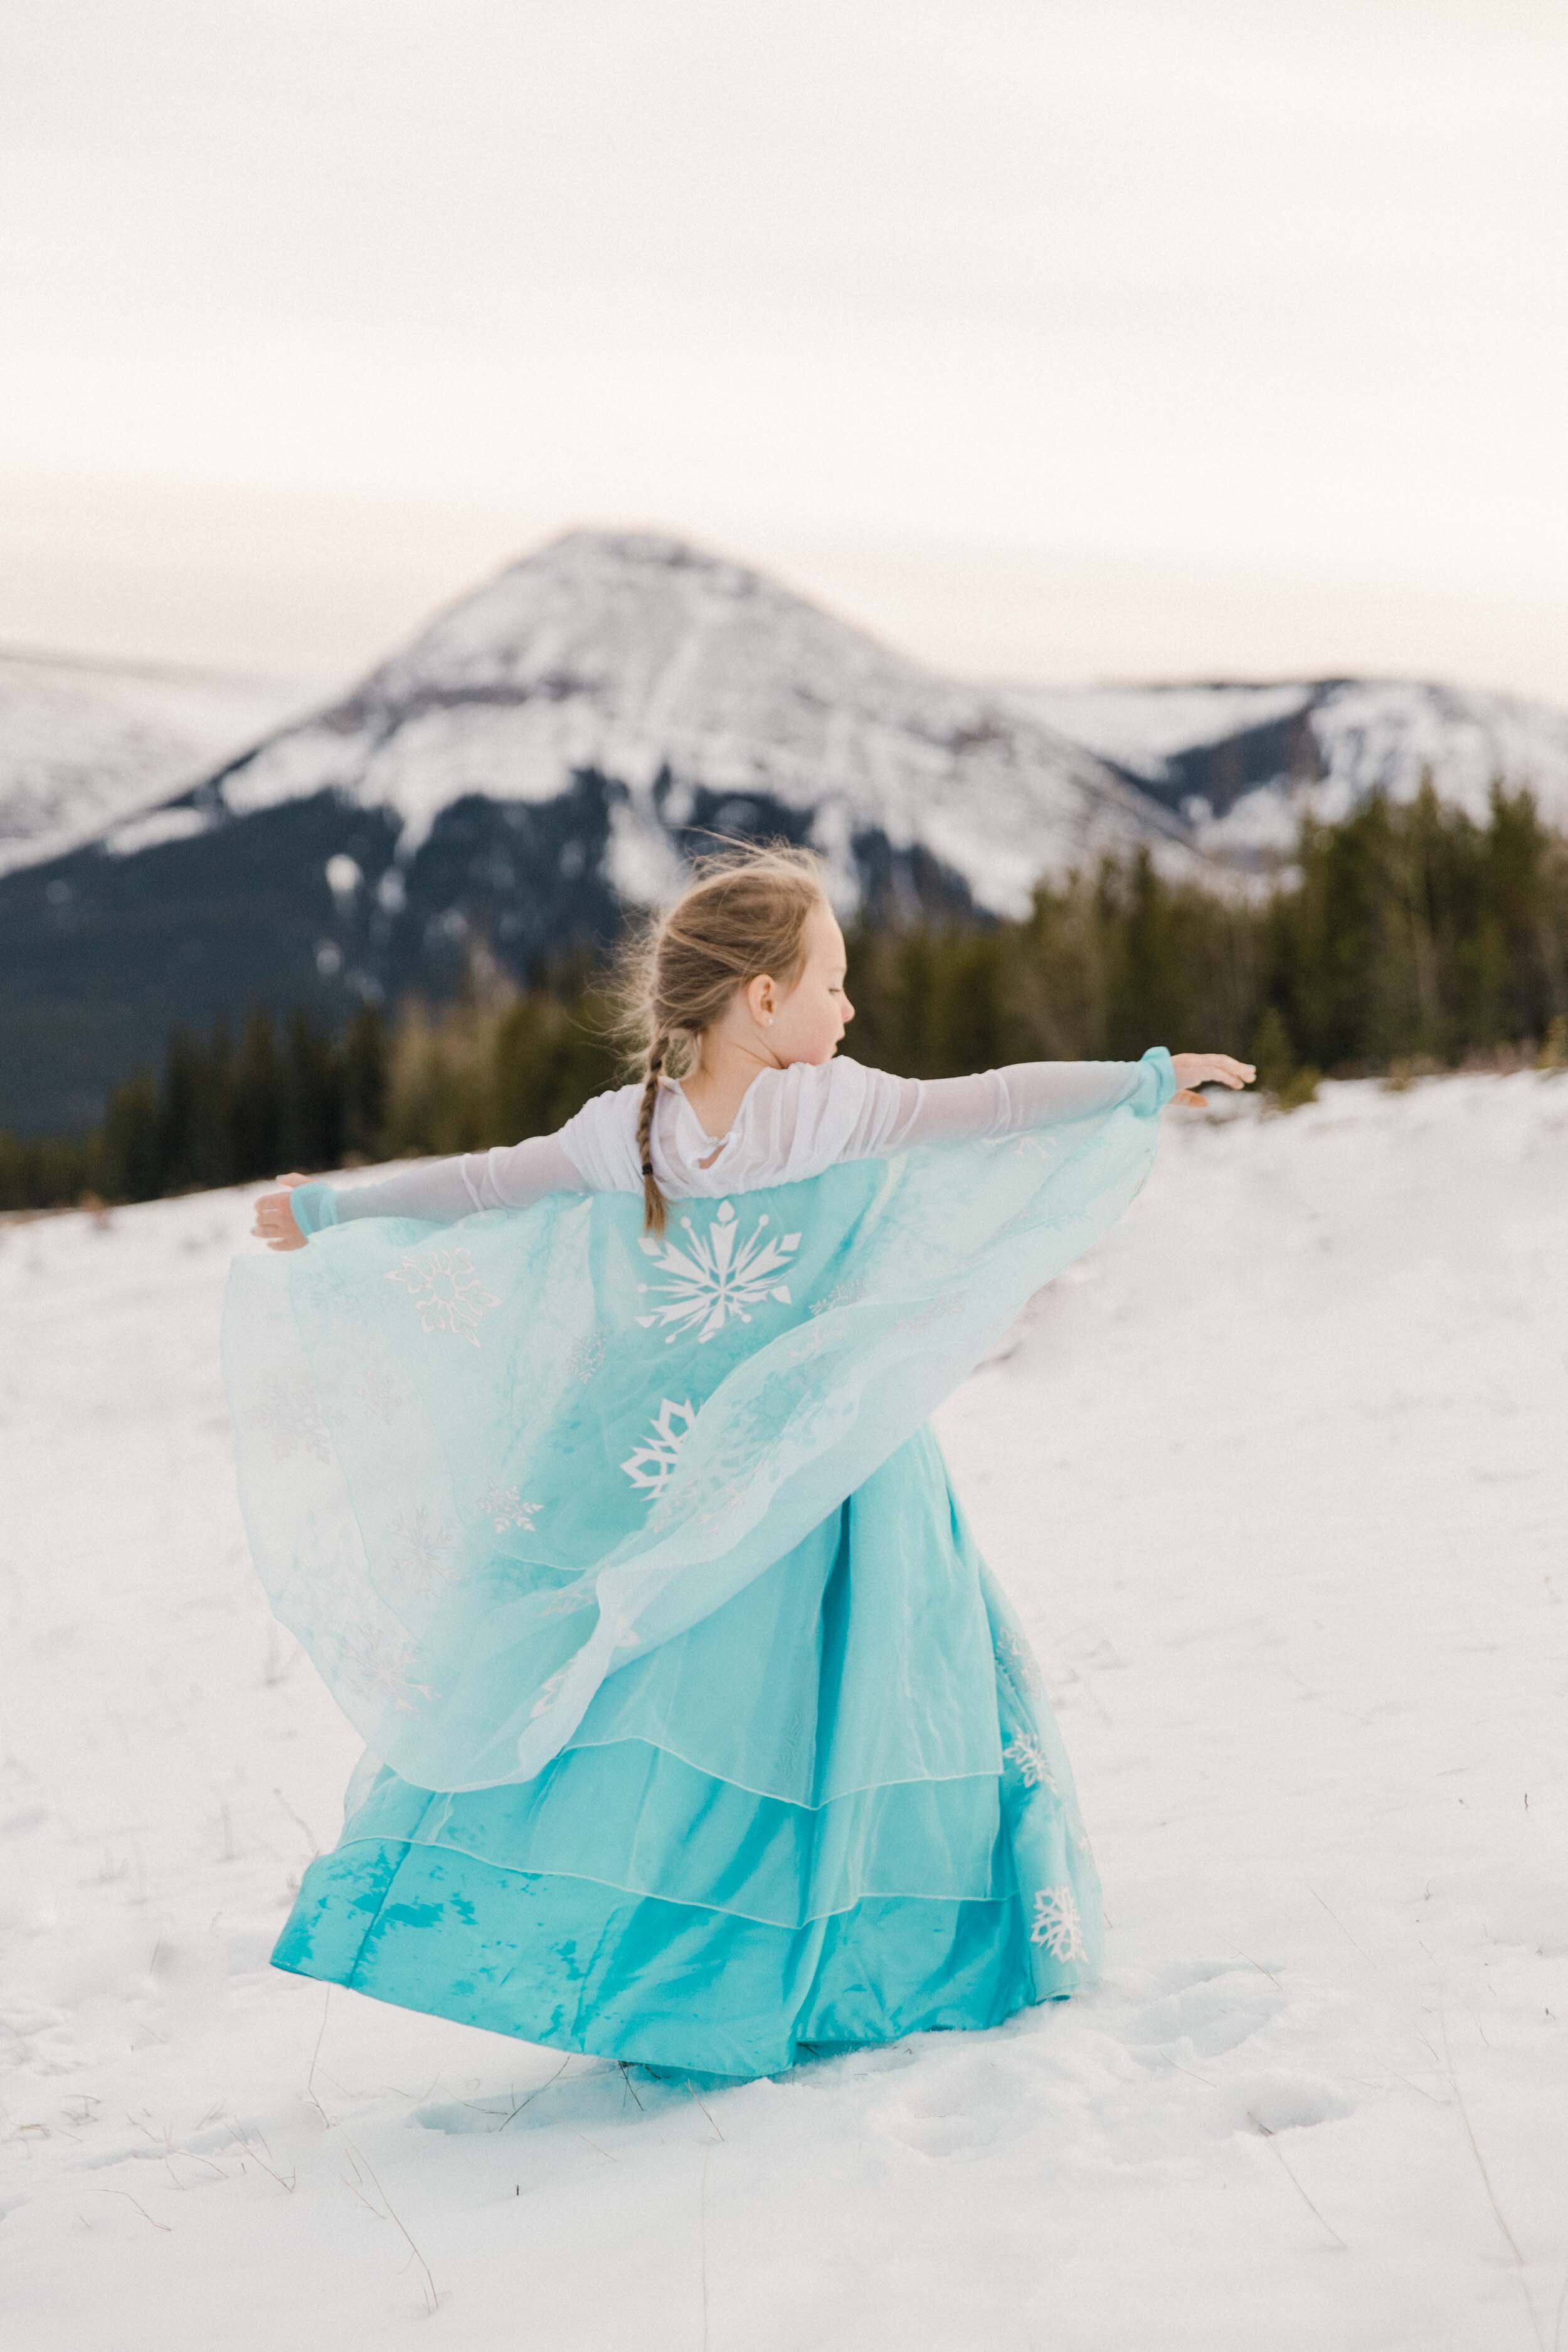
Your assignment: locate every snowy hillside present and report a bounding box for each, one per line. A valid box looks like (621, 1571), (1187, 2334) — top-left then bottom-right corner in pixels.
(0, 647), (318, 880)
(1002, 677), (1568, 866)
(3, 1069), (1565, 2350)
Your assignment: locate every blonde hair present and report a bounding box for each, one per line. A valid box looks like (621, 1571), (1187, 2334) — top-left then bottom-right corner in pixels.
(610, 842), (828, 1234)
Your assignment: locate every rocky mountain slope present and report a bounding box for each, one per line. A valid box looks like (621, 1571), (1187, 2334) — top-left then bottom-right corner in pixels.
(1002, 676), (1568, 864)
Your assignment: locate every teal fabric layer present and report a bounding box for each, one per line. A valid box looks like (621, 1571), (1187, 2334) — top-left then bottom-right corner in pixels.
(275, 1851), (1046, 2081)
(221, 1047), (1173, 1796)
(272, 1453), (1104, 2078)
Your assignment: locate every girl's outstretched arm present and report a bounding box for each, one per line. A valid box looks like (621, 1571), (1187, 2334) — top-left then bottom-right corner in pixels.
(850, 1048), (1253, 1153)
(249, 1131), (589, 1251)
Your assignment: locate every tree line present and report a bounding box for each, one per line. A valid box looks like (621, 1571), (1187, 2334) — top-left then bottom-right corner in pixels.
(4, 777), (1566, 1214)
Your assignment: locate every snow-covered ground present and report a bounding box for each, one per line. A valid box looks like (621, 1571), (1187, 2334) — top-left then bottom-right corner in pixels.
(2, 1070), (1565, 2350)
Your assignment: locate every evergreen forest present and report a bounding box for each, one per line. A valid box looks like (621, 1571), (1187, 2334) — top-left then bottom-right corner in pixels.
(5, 779), (1567, 1214)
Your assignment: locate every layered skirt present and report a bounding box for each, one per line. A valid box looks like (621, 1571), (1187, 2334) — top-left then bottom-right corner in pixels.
(271, 1426), (1101, 2080)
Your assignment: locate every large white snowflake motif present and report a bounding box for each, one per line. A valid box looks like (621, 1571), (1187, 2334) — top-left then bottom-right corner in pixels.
(1030, 1883), (1088, 1964)
(1004, 1734), (1058, 1794)
(385, 1247), (500, 1347)
(621, 1397), (697, 1502)
(635, 1200), (800, 1344)
(475, 1483), (542, 1534)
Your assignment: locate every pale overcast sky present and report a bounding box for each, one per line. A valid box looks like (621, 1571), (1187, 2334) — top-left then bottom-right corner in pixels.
(2, 0), (1565, 696)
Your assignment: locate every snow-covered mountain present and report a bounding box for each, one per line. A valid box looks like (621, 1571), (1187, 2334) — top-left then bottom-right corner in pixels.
(104, 527), (1209, 909)
(0, 529), (1215, 1136)
(0, 646), (320, 879)
(8, 529), (1566, 1139)
(999, 676), (1568, 866)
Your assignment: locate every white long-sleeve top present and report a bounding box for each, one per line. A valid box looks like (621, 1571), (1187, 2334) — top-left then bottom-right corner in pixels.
(294, 1050), (1174, 1232)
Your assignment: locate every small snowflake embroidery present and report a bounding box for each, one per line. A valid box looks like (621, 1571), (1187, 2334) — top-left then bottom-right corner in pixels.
(534, 1584), (593, 1619)
(354, 1364), (411, 1424)
(330, 1619), (437, 1714)
(996, 1628), (1044, 1697)
(386, 1246), (500, 1347)
(1030, 1883), (1088, 1964)
(621, 1397), (697, 1501)
(529, 1665), (568, 1720)
(635, 1200), (800, 1343)
(386, 1505), (462, 1599)
(252, 1371), (332, 1463)
(561, 1328), (607, 1385)
(906, 1291), (963, 1333)
(808, 1277), (869, 1318)
(1004, 1734), (1058, 1793)
(476, 1483), (541, 1534)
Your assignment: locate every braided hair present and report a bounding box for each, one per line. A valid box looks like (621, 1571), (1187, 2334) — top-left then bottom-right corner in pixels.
(635, 1031), (672, 1236)
(610, 843), (827, 1237)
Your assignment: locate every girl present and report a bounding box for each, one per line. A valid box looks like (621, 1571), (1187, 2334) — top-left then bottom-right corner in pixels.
(227, 845), (1251, 2083)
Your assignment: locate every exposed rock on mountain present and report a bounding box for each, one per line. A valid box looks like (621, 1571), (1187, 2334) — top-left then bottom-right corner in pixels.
(1000, 677), (1568, 866)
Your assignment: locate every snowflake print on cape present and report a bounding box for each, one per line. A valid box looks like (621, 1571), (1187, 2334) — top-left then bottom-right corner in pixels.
(529, 1664), (569, 1722)
(354, 1364), (411, 1424)
(532, 1582), (595, 1619)
(560, 1328), (607, 1385)
(621, 1397), (697, 1502)
(250, 1370), (332, 1463)
(995, 1626), (1044, 1698)
(635, 1200), (800, 1344)
(386, 1246), (499, 1347)
(808, 1276), (869, 1318)
(1004, 1734), (1058, 1794)
(475, 1483), (541, 1534)
(386, 1505), (462, 1600)
(1030, 1883), (1088, 1964)
(327, 1618), (438, 1714)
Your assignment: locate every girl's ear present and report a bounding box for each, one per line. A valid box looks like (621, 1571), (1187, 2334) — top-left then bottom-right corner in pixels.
(745, 973), (776, 1024)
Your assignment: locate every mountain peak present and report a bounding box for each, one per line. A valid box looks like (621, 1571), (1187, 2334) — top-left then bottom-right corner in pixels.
(190, 526), (1199, 903)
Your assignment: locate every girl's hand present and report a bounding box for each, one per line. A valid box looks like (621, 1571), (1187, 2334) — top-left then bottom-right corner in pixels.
(1168, 1052), (1256, 1108)
(252, 1172), (311, 1251)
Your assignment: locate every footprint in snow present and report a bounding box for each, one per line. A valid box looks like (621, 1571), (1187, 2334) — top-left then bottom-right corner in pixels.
(1116, 1970), (1286, 2062)
(1229, 2069), (1357, 2135)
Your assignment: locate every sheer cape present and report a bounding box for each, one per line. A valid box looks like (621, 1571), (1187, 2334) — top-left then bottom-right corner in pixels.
(220, 1046), (1175, 1796)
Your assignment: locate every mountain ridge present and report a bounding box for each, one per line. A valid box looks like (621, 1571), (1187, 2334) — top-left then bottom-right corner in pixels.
(4, 527), (1565, 1138)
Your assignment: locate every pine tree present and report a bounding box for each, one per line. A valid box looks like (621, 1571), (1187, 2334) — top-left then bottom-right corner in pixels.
(228, 1012), (289, 1184)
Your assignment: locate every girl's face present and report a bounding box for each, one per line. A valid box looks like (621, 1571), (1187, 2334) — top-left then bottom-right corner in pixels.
(751, 899), (854, 1064)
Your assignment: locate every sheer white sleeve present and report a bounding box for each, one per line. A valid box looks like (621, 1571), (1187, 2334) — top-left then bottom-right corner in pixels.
(302, 1133), (590, 1231)
(849, 1054), (1168, 1155)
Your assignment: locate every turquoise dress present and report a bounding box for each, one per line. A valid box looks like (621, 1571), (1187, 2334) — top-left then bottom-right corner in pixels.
(221, 1047), (1175, 2080)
